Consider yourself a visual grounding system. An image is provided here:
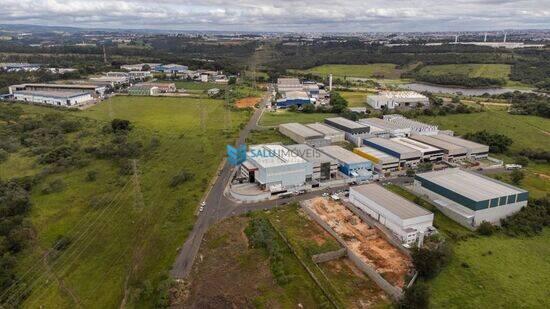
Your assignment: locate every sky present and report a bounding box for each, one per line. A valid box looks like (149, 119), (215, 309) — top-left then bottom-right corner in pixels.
(0, 0), (549, 32)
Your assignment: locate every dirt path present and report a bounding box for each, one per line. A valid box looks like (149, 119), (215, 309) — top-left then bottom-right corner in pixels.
(41, 250), (82, 308)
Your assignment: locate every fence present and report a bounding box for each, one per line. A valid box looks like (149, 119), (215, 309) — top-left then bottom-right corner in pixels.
(301, 204), (404, 301)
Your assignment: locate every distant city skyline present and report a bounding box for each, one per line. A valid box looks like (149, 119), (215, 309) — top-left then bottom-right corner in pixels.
(0, 0), (549, 33)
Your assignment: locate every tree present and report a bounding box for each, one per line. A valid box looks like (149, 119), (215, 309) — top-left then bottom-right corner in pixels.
(406, 169), (415, 177)
(111, 119), (132, 132)
(464, 130), (513, 153)
(329, 92), (348, 113)
(510, 169), (524, 185)
(411, 243), (451, 279)
(398, 281), (430, 309)
(228, 76), (237, 85)
(477, 221), (496, 236)
(451, 96), (461, 104)
(142, 64), (151, 71)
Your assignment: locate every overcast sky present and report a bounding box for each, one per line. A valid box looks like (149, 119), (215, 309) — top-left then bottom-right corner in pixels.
(1, 0), (549, 32)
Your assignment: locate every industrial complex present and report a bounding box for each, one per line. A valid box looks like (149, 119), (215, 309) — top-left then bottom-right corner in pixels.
(367, 91), (429, 110)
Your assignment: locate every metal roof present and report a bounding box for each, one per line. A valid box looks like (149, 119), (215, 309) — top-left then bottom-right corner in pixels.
(14, 90), (90, 99)
(409, 134), (467, 156)
(364, 137), (422, 158)
(416, 168), (526, 201)
(318, 145), (369, 164)
(354, 146), (399, 164)
(431, 134), (489, 153)
(248, 144), (307, 168)
(285, 144), (336, 164)
(325, 117), (367, 130)
(306, 122), (343, 136)
(351, 183), (432, 219)
(279, 123), (324, 139)
(359, 118), (410, 132)
(390, 137), (442, 154)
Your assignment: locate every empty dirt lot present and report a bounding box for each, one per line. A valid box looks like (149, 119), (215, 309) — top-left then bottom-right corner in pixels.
(235, 97), (261, 108)
(306, 197), (412, 288)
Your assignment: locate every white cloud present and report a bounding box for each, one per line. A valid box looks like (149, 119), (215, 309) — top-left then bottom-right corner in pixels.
(0, 0), (548, 31)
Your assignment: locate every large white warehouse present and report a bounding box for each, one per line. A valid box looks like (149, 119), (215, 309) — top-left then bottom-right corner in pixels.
(244, 144), (312, 191)
(13, 90), (93, 107)
(367, 91), (429, 110)
(414, 168), (528, 227)
(350, 183), (434, 244)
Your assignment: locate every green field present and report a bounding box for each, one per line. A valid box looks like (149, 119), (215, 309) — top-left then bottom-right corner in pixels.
(418, 108), (550, 197)
(246, 128), (294, 145)
(1, 96), (250, 307)
(337, 91), (368, 107)
(259, 110), (337, 127)
(418, 64), (512, 80)
(296, 64), (403, 80)
(416, 64), (531, 88)
(430, 230), (550, 308)
(173, 81), (221, 91)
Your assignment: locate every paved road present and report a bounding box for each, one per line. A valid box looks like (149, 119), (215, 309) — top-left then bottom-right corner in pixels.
(170, 86), (271, 279)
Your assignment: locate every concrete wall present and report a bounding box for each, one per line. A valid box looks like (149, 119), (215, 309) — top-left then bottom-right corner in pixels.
(311, 248), (347, 263)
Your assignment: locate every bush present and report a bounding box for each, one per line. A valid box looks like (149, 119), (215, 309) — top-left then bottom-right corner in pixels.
(111, 119), (132, 132)
(411, 242), (452, 279)
(463, 130), (513, 153)
(53, 235), (72, 251)
(397, 281), (430, 309)
(0, 149), (8, 163)
(86, 170), (98, 182)
(477, 221), (496, 236)
(510, 169), (524, 185)
(500, 197), (550, 237)
(169, 170), (194, 188)
(41, 179), (66, 195)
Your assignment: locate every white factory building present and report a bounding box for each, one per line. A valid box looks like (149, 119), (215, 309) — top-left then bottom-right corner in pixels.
(409, 135), (467, 161)
(414, 168), (528, 227)
(286, 144), (338, 181)
(383, 115), (439, 136)
(350, 183), (434, 244)
(358, 118), (411, 137)
(12, 90), (93, 107)
(242, 144), (313, 191)
(367, 91), (429, 110)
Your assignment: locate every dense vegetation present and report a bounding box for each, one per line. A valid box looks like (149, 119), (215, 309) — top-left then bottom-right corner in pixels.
(500, 197), (550, 237)
(463, 130), (513, 153)
(481, 92), (550, 118)
(410, 72), (505, 88)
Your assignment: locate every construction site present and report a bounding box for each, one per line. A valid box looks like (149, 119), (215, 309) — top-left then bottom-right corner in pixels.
(303, 197), (413, 289)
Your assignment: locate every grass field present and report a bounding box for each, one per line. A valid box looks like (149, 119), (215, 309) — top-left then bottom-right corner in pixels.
(416, 64), (531, 88)
(417, 107), (550, 196)
(2, 96), (250, 308)
(295, 64), (403, 80)
(430, 230), (550, 308)
(259, 110), (337, 126)
(246, 128), (294, 145)
(418, 64), (512, 80)
(337, 91), (370, 107)
(173, 81), (220, 91)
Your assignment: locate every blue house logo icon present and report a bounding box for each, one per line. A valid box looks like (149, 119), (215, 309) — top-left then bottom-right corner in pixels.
(227, 144), (247, 166)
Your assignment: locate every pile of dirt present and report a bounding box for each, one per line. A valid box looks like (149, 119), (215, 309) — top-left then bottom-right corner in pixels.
(235, 97), (261, 108)
(307, 198), (412, 288)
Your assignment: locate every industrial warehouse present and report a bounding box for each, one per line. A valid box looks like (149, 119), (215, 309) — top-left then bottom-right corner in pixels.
(430, 133), (490, 159)
(413, 168), (528, 227)
(324, 117), (370, 135)
(318, 145), (373, 180)
(359, 118), (411, 137)
(278, 123), (330, 147)
(409, 134), (468, 161)
(285, 144), (338, 181)
(306, 122), (345, 143)
(7, 83), (106, 107)
(349, 183), (434, 244)
(366, 91), (429, 110)
(363, 137), (422, 168)
(390, 137), (445, 162)
(353, 146), (400, 173)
